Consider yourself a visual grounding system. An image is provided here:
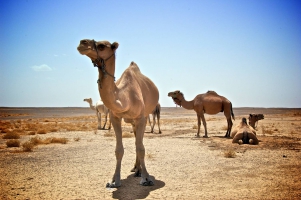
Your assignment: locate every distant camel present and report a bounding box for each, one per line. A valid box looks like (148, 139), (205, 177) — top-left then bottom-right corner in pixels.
(148, 103), (162, 134)
(83, 98), (111, 130)
(231, 118), (259, 145)
(168, 90), (235, 137)
(248, 114), (264, 129)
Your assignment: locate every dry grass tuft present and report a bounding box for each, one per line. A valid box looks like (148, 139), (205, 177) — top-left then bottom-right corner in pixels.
(22, 141), (35, 152)
(37, 129), (47, 134)
(146, 152), (155, 159)
(261, 126), (274, 135)
(50, 137), (68, 144)
(224, 149), (236, 158)
(6, 139), (21, 148)
(221, 125), (228, 131)
(3, 132), (20, 139)
(122, 132), (134, 138)
(74, 137), (80, 142)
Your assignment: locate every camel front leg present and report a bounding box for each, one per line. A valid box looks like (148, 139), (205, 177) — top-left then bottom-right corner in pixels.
(106, 115), (123, 188)
(135, 117), (154, 186)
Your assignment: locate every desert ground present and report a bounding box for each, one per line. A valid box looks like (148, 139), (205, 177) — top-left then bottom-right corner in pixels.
(0, 107), (300, 200)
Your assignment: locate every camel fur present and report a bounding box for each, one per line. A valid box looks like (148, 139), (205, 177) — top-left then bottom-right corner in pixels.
(77, 39), (159, 188)
(148, 102), (162, 134)
(168, 90), (235, 138)
(83, 98), (111, 130)
(231, 117), (259, 145)
(248, 113), (264, 129)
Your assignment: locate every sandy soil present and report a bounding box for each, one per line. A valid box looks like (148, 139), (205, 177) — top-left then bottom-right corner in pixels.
(0, 107), (300, 200)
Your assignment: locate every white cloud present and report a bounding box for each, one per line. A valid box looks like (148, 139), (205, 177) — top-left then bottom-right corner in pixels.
(31, 64), (52, 71)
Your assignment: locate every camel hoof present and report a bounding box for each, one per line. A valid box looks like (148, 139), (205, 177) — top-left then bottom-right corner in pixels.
(134, 171), (141, 177)
(203, 135), (208, 138)
(195, 135), (200, 138)
(106, 182), (121, 188)
(140, 179), (154, 186)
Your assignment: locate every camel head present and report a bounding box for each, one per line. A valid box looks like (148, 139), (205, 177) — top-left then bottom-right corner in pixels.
(241, 117), (248, 125)
(77, 39), (119, 62)
(83, 98), (92, 104)
(168, 90), (184, 107)
(248, 113), (264, 128)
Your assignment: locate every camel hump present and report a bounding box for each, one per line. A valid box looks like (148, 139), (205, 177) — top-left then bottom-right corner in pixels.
(206, 90), (218, 95)
(127, 61), (141, 73)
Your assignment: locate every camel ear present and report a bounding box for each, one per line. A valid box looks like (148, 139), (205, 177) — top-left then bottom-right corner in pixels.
(111, 42), (119, 51)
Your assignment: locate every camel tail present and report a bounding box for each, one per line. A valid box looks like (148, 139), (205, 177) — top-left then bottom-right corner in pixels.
(231, 102), (235, 121)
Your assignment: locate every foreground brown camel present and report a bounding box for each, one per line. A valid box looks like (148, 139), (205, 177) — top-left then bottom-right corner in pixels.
(248, 114), (264, 129)
(168, 90), (235, 137)
(231, 118), (259, 145)
(148, 102), (162, 134)
(77, 39), (159, 188)
(83, 98), (111, 130)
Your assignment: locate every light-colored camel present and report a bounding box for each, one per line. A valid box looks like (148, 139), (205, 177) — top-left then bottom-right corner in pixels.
(148, 102), (162, 134)
(83, 98), (111, 130)
(248, 114), (264, 129)
(77, 39), (159, 188)
(168, 90), (235, 137)
(231, 118), (259, 145)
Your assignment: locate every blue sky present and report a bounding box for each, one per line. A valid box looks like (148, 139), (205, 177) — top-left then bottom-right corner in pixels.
(0, 0), (300, 108)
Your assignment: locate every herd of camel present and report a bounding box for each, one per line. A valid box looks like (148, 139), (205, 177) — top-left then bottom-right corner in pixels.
(77, 39), (264, 188)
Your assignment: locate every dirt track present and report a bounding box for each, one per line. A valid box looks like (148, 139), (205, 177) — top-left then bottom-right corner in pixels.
(0, 107), (301, 199)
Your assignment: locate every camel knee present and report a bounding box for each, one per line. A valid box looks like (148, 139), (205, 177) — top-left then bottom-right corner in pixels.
(115, 148), (124, 159)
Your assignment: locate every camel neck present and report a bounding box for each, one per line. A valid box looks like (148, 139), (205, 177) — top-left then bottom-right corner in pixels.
(179, 97), (194, 110)
(88, 101), (96, 110)
(97, 57), (126, 113)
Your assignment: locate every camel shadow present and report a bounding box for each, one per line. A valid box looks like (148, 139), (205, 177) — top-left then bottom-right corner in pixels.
(111, 174), (165, 199)
(212, 136), (233, 140)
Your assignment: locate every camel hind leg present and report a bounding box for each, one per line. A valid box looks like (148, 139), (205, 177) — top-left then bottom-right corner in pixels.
(224, 117), (233, 137)
(151, 114), (156, 133)
(102, 112), (109, 129)
(134, 117), (154, 186)
(157, 112), (162, 134)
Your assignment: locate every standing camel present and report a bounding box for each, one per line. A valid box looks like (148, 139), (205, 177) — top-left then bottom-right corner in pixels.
(77, 39), (159, 188)
(168, 90), (235, 137)
(83, 98), (111, 130)
(148, 102), (162, 134)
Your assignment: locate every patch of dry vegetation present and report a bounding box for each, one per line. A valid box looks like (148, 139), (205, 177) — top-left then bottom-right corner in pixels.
(3, 132), (20, 139)
(224, 149), (236, 158)
(6, 139), (20, 148)
(20, 136), (69, 152)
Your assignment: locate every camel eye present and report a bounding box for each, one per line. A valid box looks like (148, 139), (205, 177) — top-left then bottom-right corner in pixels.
(97, 44), (106, 51)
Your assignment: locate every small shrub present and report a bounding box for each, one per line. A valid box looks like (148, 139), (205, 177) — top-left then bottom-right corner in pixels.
(22, 141), (34, 152)
(37, 129), (47, 134)
(3, 132), (20, 139)
(28, 131), (36, 135)
(50, 137), (68, 144)
(122, 132), (134, 138)
(30, 136), (44, 145)
(261, 126), (273, 135)
(6, 139), (20, 148)
(224, 149), (236, 158)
